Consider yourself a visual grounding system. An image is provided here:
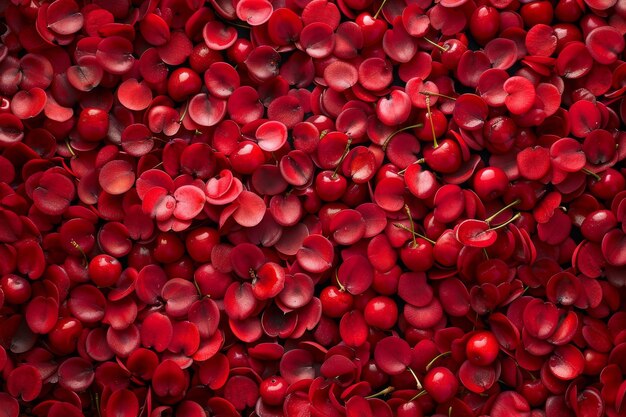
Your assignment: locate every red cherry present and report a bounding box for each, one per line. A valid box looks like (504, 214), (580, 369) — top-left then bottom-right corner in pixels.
(355, 13), (387, 47)
(48, 317), (83, 355)
(473, 167), (509, 201)
(423, 367), (459, 403)
(400, 239), (434, 272)
(190, 44), (223, 73)
(227, 38), (254, 65)
(315, 171), (348, 202)
(153, 232), (185, 264)
(465, 331), (500, 366)
(469, 6), (500, 45)
(185, 227), (220, 263)
(441, 39), (467, 70)
(167, 67), (202, 102)
(77, 108), (109, 141)
(88, 254), (122, 287)
(364, 296), (398, 330)
(230, 141), (267, 175)
(1, 274), (31, 304)
(588, 168), (626, 200)
(520, 1), (553, 27)
(259, 376), (288, 406)
(320, 286), (353, 318)
(423, 140), (462, 174)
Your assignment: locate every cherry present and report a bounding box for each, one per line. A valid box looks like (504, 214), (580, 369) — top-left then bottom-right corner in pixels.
(476, 259), (510, 285)
(0, 274), (31, 304)
(190, 44), (223, 73)
(520, 1), (554, 27)
(77, 108), (109, 141)
(315, 170), (348, 202)
(588, 168), (626, 200)
(423, 139), (462, 174)
(260, 376), (288, 406)
(469, 6), (500, 45)
(167, 67), (202, 102)
(554, 0), (583, 22)
(465, 331), (500, 366)
(473, 167), (509, 201)
(185, 227), (220, 263)
(230, 141), (267, 175)
(88, 254), (122, 287)
(423, 367), (459, 403)
(320, 286), (354, 318)
(48, 317), (83, 355)
(441, 39), (467, 70)
(519, 379), (549, 407)
(364, 296), (398, 330)
(580, 210), (617, 242)
(153, 232), (185, 264)
(227, 39), (254, 65)
(355, 13), (387, 47)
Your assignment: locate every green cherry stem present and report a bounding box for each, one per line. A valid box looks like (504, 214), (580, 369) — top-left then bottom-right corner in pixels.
(407, 366), (423, 390)
(366, 386), (395, 399)
(423, 37), (449, 52)
(425, 96), (438, 148)
(582, 167), (601, 181)
(425, 351), (451, 371)
(373, 0), (389, 19)
(178, 100), (190, 123)
(419, 91), (457, 101)
(333, 138), (353, 177)
(382, 123), (423, 151)
(484, 199), (521, 224)
(408, 389), (428, 402)
(490, 212), (522, 231)
(393, 223), (436, 245)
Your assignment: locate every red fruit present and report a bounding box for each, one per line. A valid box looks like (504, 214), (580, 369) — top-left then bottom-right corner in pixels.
(466, 331), (500, 365)
(320, 286), (353, 318)
(470, 6), (500, 45)
(77, 108), (109, 141)
(423, 367), (459, 403)
(167, 67), (202, 101)
(88, 254), (122, 287)
(260, 376), (288, 406)
(473, 167), (508, 201)
(364, 296), (398, 330)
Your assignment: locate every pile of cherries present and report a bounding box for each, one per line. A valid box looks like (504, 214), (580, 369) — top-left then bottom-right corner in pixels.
(0, 0), (626, 415)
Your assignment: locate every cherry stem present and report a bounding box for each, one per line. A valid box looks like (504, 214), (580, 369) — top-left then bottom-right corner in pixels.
(178, 100), (190, 123)
(425, 96), (438, 148)
(373, 0), (388, 19)
(70, 239), (88, 268)
(335, 270), (347, 292)
(193, 279), (202, 296)
(409, 390), (428, 402)
(407, 366), (423, 390)
(382, 123), (423, 151)
(490, 212), (521, 231)
(420, 91), (457, 101)
(333, 138), (353, 177)
(366, 386), (395, 399)
(95, 392), (102, 417)
(425, 351), (451, 371)
(65, 139), (76, 157)
(151, 161), (164, 170)
(582, 167), (601, 181)
(404, 205), (417, 246)
(393, 223), (436, 245)
(484, 199), (521, 224)
(423, 37), (449, 52)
